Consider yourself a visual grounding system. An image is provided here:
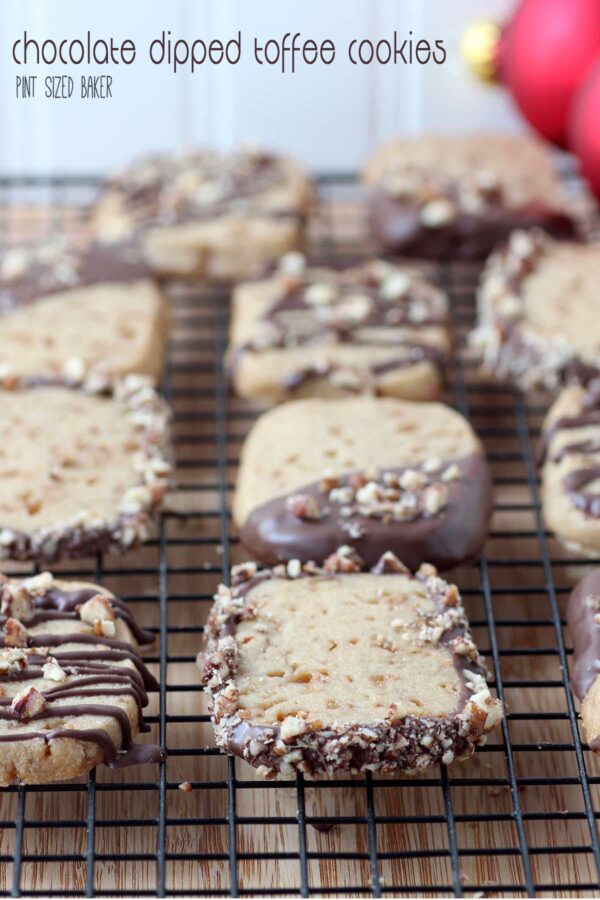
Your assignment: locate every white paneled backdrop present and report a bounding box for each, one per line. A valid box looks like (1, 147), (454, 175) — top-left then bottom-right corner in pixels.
(0, 0), (523, 176)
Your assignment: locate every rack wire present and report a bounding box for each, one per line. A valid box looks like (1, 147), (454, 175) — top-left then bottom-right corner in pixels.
(0, 173), (599, 897)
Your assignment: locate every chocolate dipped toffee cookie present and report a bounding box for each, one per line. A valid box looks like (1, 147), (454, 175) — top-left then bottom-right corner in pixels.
(567, 570), (600, 751)
(539, 385), (600, 557)
(91, 148), (313, 281)
(0, 238), (168, 383)
(200, 549), (502, 779)
(234, 397), (492, 570)
(0, 375), (171, 563)
(0, 570), (162, 785)
(471, 231), (600, 391)
(229, 254), (450, 403)
(364, 133), (578, 261)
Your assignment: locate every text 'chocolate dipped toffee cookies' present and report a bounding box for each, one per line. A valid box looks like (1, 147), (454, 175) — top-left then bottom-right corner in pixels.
(0, 237), (169, 384)
(539, 385), (600, 557)
(229, 255), (450, 403)
(200, 549), (502, 779)
(364, 133), (578, 261)
(0, 375), (171, 563)
(568, 570), (600, 752)
(0, 570), (162, 785)
(234, 397), (492, 570)
(91, 148), (313, 281)
(471, 231), (600, 392)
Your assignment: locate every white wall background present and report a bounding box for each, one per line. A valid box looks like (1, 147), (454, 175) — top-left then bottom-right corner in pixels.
(0, 0), (523, 176)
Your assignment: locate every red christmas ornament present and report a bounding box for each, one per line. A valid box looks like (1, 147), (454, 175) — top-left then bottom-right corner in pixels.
(569, 60), (600, 199)
(500, 0), (600, 147)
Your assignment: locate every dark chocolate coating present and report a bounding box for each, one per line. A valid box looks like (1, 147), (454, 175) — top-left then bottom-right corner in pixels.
(240, 454), (492, 571)
(369, 191), (577, 262)
(567, 569), (600, 701)
(0, 241), (152, 312)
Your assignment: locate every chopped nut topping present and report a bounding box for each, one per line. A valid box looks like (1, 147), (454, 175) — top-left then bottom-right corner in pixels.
(43, 657), (67, 682)
(93, 619), (117, 638)
(22, 571), (53, 594)
(0, 583), (34, 621)
(78, 594), (115, 626)
(420, 199), (456, 228)
(422, 484), (448, 516)
(280, 715), (308, 741)
(11, 685), (46, 719)
(399, 469), (429, 490)
(380, 271), (411, 301)
(1, 247), (31, 281)
(320, 471), (341, 492)
(285, 493), (322, 521)
(323, 545), (363, 574)
(231, 561), (258, 586)
(286, 559), (302, 579)
(304, 282), (337, 307)
(372, 551), (410, 575)
(441, 464), (461, 482)
(3, 618), (28, 647)
(62, 356), (86, 384)
(0, 648), (28, 673)
(278, 251), (306, 276)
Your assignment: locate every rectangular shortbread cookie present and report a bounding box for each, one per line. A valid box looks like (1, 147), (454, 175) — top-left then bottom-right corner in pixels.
(91, 148), (313, 281)
(0, 571), (161, 785)
(539, 384), (600, 557)
(0, 238), (169, 383)
(0, 376), (171, 563)
(364, 133), (579, 261)
(229, 255), (450, 403)
(200, 549), (502, 779)
(234, 396), (491, 572)
(471, 231), (600, 391)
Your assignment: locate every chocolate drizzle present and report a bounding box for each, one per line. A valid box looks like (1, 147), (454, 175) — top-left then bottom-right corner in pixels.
(564, 467), (600, 517)
(0, 581), (163, 776)
(537, 390), (600, 466)
(538, 388), (600, 518)
(240, 454), (491, 571)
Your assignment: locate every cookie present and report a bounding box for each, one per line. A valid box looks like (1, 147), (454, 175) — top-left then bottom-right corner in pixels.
(566, 569), (600, 751)
(364, 133), (579, 260)
(471, 231), (600, 391)
(0, 281), (168, 384)
(0, 375), (171, 563)
(229, 255), (450, 403)
(0, 570), (162, 785)
(0, 237), (152, 312)
(200, 549), (502, 779)
(539, 384), (600, 557)
(233, 396), (491, 570)
(91, 148), (313, 281)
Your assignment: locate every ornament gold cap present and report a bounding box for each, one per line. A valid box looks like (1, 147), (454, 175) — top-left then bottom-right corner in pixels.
(461, 20), (502, 84)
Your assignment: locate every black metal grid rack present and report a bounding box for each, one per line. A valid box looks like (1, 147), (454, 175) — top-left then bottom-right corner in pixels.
(0, 174), (599, 897)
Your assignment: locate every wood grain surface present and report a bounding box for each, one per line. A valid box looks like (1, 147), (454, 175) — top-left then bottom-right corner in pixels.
(0, 196), (598, 898)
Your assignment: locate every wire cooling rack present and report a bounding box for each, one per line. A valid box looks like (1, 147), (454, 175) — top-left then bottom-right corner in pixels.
(0, 173), (599, 898)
